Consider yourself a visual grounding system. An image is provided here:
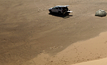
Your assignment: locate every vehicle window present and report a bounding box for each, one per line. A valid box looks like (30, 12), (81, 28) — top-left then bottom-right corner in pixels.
(55, 7), (58, 9)
(63, 7), (68, 11)
(59, 7), (61, 10)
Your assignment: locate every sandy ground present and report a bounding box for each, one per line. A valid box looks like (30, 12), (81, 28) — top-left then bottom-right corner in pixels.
(0, 0), (107, 65)
(72, 58), (107, 65)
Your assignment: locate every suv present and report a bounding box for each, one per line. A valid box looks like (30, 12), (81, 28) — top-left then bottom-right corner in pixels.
(49, 5), (72, 15)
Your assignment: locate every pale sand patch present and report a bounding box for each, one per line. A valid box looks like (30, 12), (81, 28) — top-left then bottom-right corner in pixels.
(72, 58), (107, 65)
(23, 31), (107, 65)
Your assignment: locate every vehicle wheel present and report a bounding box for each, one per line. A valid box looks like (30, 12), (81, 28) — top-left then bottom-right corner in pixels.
(49, 10), (52, 13)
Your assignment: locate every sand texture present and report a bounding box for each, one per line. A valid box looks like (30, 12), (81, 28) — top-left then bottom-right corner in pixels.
(0, 0), (107, 65)
(72, 58), (107, 65)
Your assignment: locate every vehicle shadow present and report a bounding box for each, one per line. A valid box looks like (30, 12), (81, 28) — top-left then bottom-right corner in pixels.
(49, 13), (73, 18)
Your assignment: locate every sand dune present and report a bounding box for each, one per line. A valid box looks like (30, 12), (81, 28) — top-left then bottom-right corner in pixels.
(0, 0), (107, 65)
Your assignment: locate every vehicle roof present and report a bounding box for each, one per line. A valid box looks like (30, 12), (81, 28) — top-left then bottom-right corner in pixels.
(54, 5), (69, 8)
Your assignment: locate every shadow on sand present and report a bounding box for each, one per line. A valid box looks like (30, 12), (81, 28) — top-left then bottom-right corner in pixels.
(49, 13), (73, 18)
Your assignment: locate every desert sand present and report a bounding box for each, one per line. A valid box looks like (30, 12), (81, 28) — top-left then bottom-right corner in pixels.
(0, 0), (107, 65)
(72, 58), (107, 65)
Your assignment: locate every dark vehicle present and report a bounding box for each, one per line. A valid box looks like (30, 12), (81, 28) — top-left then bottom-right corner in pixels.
(49, 5), (73, 15)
